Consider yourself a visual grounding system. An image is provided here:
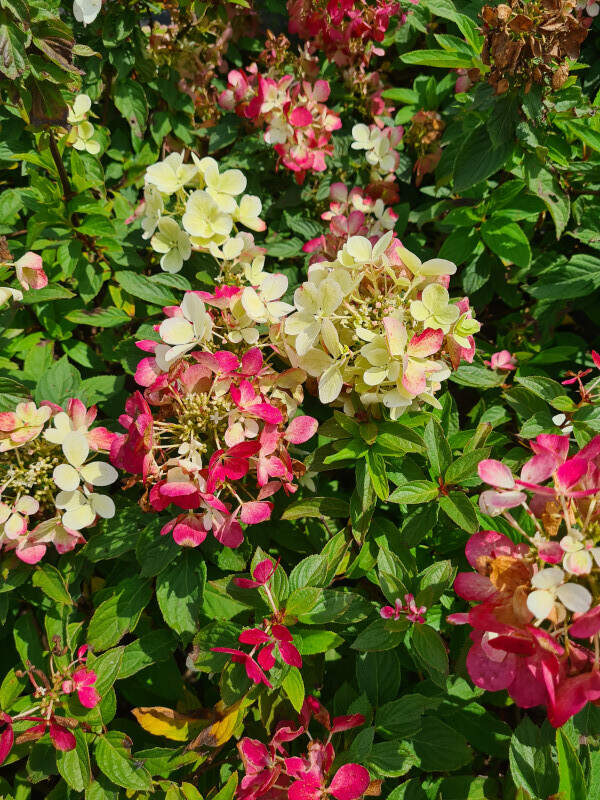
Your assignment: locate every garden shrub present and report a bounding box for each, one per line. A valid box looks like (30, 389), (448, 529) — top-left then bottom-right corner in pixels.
(1, 0), (600, 798)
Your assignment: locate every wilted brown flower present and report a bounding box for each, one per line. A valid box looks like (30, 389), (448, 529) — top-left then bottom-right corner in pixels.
(404, 110), (445, 186)
(480, 0), (588, 94)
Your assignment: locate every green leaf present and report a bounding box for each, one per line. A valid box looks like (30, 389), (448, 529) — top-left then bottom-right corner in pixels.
(32, 564), (72, 605)
(367, 740), (419, 779)
(521, 155), (570, 238)
(352, 618), (408, 651)
(21, 285), (75, 303)
(424, 417), (452, 477)
(445, 448), (490, 484)
(281, 497), (349, 521)
(366, 450), (389, 501)
(515, 375), (570, 407)
(113, 81), (148, 138)
(87, 577), (152, 651)
(56, 729), (91, 792)
(411, 624), (449, 677)
(34, 356), (82, 406)
(438, 492), (478, 533)
(401, 49), (473, 68)
(356, 650), (402, 707)
(282, 667), (305, 712)
(481, 218), (531, 267)
(454, 125), (514, 193)
(388, 481), (439, 504)
(95, 732), (152, 791)
(294, 629), (343, 655)
(156, 550), (207, 638)
(118, 630), (177, 679)
(557, 728), (587, 800)
(412, 718), (472, 771)
(115, 271), (179, 306)
(66, 307), (132, 327)
(509, 717), (559, 798)
(350, 462), (376, 541)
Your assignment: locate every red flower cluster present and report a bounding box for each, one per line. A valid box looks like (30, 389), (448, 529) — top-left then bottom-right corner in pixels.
(237, 696), (371, 800)
(287, 0), (406, 69)
(380, 593), (427, 624)
(451, 430), (600, 726)
(213, 559), (302, 687)
(0, 645), (100, 764)
(112, 327), (318, 549)
(218, 69), (341, 183)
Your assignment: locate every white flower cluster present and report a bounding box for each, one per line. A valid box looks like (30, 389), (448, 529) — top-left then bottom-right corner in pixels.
(351, 124), (401, 178)
(142, 153), (266, 273)
(66, 94), (100, 155)
(273, 232), (480, 415)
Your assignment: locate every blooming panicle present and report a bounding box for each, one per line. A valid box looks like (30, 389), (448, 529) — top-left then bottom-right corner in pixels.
(0, 398), (117, 564)
(219, 70), (341, 183)
(142, 152), (265, 272)
(453, 430), (600, 725)
(274, 232), (479, 415)
(112, 310), (318, 549)
(236, 697), (371, 800)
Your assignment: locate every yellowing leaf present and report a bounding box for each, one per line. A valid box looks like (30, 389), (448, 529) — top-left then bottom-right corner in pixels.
(187, 700), (244, 750)
(132, 706), (206, 742)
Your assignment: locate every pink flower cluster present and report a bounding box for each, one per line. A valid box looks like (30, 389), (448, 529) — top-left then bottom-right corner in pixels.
(213, 559), (302, 687)
(380, 593), (427, 624)
(111, 301), (318, 549)
(303, 182), (399, 263)
(0, 398), (116, 564)
(0, 646), (100, 764)
(237, 696), (371, 800)
(219, 68), (341, 183)
(483, 350), (517, 371)
(451, 432), (600, 726)
(287, 0), (406, 69)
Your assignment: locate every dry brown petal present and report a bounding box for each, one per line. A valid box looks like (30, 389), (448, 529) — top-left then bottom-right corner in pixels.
(482, 5), (499, 24)
(509, 13), (534, 32)
(496, 77), (510, 93)
(552, 63), (569, 89)
(497, 3), (513, 20)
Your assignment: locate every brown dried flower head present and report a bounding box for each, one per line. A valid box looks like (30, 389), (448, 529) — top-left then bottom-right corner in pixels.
(480, 0), (588, 94)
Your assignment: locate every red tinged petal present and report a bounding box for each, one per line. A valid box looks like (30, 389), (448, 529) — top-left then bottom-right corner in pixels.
(271, 624), (293, 642)
(278, 641), (302, 668)
(239, 737), (270, 769)
(240, 501), (273, 525)
(478, 459), (515, 489)
(0, 714), (13, 765)
(593, 350), (600, 370)
(239, 628), (271, 645)
(257, 643), (276, 671)
(285, 416), (319, 444)
(466, 638), (517, 692)
(454, 572), (495, 602)
(214, 517), (244, 548)
(289, 774), (322, 800)
(556, 458), (587, 490)
(244, 656), (273, 688)
(328, 764), (371, 800)
(570, 605), (600, 638)
(407, 328), (444, 358)
(520, 453), (556, 485)
(78, 686), (101, 709)
(289, 107), (314, 127)
(330, 714), (365, 734)
(253, 559), (276, 585)
(49, 722), (76, 752)
(234, 577), (260, 589)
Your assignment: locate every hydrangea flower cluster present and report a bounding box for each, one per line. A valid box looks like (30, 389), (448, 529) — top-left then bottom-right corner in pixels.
(351, 123), (403, 179)
(218, 68), (342, 183)
(66, 94), (100, 155)
(273, 231), (480, 414)
(237, 695), (371, 800)
(451, 432), (600, 726)
(0, 399), (116, 564)
(287, 0), (404, 69)
(143, 151), (265, 271)
(111, 298), (318, 549)
(0, 644), (100, 765)
(303, 182), (399, 263)
(212, 559), (302, 686)
(0, 247), (47, 307)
